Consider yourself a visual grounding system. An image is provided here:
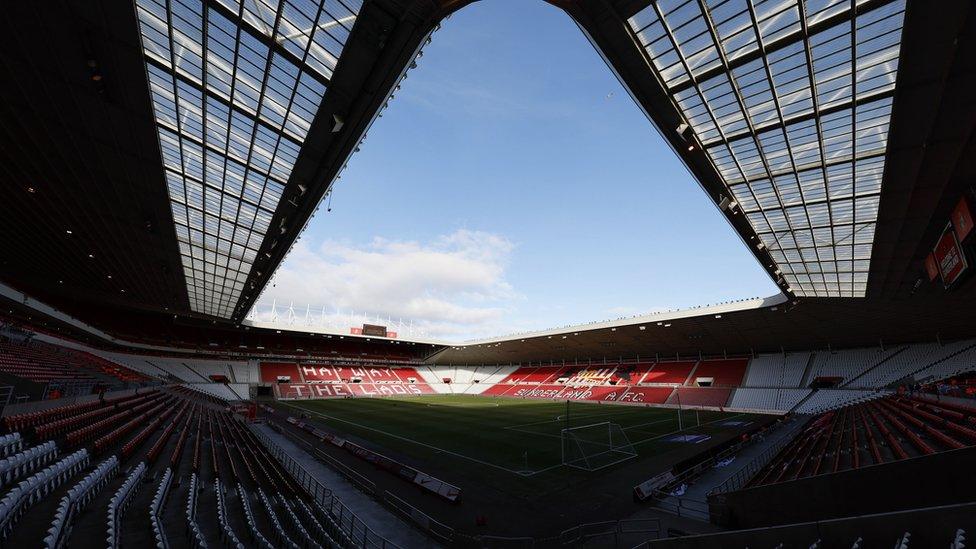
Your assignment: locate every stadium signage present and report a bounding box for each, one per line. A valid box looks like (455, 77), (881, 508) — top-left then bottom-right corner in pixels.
(362, 323), (388, 337)
(350, 324), (397, 338)
(275, 383), (426, 398)
(934, 229), (968, 287)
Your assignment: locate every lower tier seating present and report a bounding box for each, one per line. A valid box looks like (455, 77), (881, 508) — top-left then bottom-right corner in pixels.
(748, 395), (976, 489)
(0, 386), (355, 547)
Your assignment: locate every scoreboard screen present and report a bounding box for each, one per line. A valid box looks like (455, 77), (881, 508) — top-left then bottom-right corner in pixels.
(362, 324), (388, 337)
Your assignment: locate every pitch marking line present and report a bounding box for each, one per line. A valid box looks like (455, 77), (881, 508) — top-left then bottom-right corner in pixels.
(423, 402), (501, 409)
(282, 401), (539, 477)
(629, 412), (749, 449)
(504, 405), (652, 430)
(283, 402), (749, 477)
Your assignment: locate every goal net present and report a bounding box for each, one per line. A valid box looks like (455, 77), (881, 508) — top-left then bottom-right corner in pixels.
(561, 422), (637, 471)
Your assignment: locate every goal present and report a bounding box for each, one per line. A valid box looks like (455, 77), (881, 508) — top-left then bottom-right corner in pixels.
(561, 421), (637, 471)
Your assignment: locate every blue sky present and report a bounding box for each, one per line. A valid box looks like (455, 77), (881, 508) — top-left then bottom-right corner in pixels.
(253, 0), (779, 340)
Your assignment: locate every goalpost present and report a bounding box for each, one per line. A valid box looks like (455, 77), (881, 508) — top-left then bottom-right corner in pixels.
(561, 421), (637, 471)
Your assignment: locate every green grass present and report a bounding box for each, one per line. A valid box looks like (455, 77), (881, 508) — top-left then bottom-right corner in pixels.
(278, 395), (756, 496)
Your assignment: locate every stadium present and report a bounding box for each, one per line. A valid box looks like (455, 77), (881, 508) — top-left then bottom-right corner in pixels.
(0, 0), (974, 547)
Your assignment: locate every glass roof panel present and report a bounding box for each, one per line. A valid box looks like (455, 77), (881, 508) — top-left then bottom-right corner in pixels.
(628, 0), (905, 297)
(135, 0), (360, 317)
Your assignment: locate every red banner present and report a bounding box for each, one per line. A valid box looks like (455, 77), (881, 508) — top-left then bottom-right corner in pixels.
(934, 230), (968, 286)
(952, 196), (974, 242)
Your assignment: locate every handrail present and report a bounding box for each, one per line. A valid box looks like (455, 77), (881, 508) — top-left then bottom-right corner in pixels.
(248, 425), (403, 549)
(708, 417), (811, 496)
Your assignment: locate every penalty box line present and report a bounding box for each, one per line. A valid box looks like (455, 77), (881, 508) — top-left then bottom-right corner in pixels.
(503, 404), (654, 431)
(504, 404), (689, 435)
(281, 402), (540, 477)
(629, 412), (750, 448)
(521, 412), (751, 477)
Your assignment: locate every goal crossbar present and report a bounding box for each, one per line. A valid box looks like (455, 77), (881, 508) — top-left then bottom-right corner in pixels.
(561, 421), (637, 471)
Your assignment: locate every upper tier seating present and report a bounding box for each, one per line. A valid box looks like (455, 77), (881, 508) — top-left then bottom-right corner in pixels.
(912, 343), (976, 384)
(0, 338), (148, 384)
(416, 365), (519, 395)
(497, 366), (565, 384)
(642, 361), (698, 384)
(803, 347), (900, 386)
(90, 350), (253, 383)
(846, 343), (942, 388)
(261, 362), (302, 383)
(690, 359), (749, 386)
(741, 353), (810, 388)
(0, 340), (95, 383)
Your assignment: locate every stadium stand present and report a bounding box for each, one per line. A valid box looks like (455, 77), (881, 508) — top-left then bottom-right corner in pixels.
(1, 0), (974, 544)
(88, 352), (171, 381)
(912, 343), (976, 386)
(184, 383), (248, 402)
(844, 343), (942, 389)
(802, 347), (901, 387)
(0, 347), (90, 383)
(741, 353), (810, 388)
(0, 382), (379, 547)
(642, 361), (698, 384)
(794, 390), (883, 415)
(729, 388), (812, 412)
(667, 387), (733, 407)
(263, 342), (974, 415)
(2, 328), (975, 548)
(749, 395), (976, 489)
(0, 339), (145, 385)
(688, 359), (749, 386)
(260, 362), (303, 383)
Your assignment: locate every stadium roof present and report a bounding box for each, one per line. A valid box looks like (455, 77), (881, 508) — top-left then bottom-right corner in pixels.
(627, 0), (905, 298)
(132, 0), (359, 317)
(0, 0), (974, 350)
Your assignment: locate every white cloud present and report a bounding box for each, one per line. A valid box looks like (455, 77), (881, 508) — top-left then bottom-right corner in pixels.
(250, 230), (519, 339)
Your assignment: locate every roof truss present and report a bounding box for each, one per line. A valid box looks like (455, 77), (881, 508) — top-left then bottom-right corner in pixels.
(626, 0), (907, 297)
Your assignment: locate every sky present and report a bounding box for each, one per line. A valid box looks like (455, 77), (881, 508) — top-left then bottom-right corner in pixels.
(250, 0), (780, 341)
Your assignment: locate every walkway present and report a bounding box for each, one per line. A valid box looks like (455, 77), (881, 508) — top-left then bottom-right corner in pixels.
(254, 423), (440, 548)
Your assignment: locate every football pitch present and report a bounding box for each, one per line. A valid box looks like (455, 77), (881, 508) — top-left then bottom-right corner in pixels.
(278, 395), (764, 496)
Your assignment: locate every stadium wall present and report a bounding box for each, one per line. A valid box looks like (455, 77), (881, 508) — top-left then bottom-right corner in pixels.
(643, 502), (976, 549)
(709, 444), (976, 529)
